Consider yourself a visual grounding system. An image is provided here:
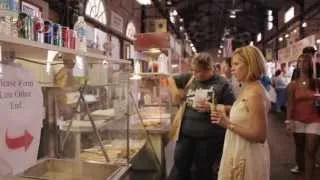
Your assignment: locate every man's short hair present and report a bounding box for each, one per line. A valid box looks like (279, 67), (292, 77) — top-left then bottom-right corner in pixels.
(192, 52), (214, 70)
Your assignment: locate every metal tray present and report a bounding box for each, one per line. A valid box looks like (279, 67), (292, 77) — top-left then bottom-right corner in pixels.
(18, 158), (124, 180)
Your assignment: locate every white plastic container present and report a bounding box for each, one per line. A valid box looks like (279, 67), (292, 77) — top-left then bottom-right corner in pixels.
(73, 16), (87, 52)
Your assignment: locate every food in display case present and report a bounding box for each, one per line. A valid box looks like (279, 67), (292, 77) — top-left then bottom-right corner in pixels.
(80, 139), (146, 164)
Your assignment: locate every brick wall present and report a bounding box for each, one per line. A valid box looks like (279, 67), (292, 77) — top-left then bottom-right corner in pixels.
(108, 0), (142, 34)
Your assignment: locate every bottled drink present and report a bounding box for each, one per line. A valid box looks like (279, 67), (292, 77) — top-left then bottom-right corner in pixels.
(0, 0), (9, 10)
(44, 20), (52, 44)
(9, 0), (19, 11)
(33, 12), (44, 43)
(53, 23), (61, 46)
(211, 91), (217, 112)
(17, 12), (28, 39)
(73, 16), (87, 52)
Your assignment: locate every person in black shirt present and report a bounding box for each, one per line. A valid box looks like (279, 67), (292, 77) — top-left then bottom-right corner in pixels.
(168, 52), (235, 180)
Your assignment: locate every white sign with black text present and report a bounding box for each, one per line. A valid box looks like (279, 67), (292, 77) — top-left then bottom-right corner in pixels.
(110, 11), (124, 33)
(0, 64), (43, 175)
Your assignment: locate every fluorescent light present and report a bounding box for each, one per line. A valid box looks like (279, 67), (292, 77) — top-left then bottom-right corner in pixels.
(316, 39), (320, 44)
(192, 47), (197, 53)
(220, 45), (224, 48)
(179, 26), (184, 31)
(172, 9), (178, 16)
(218, 49), (222, 54)
(268, 10), (272, 16)
(167, 1), (172, 5)
(136, 0), (152, 5)
(256, 33), (262, 42)
(285, 33), (289, 38)
(267, 22), (273, 30)
(180, 18), (183, 22)
(170, 16), (175, 24)
(229, 11), (236, 19)
(284, 6), (294, 23)
(279, 37), (283, 42)
(172, 64), (178, 68)
(268, 16), (273, 22)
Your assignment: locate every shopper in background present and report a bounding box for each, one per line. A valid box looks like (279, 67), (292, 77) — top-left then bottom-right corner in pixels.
(215, 63), (222, 75)
(291, 46), (316, 81)
(168, 52), (235, 180)
(273, 69), (287, 112)
(286, 54), (320, 180)
(211, 45), (270, 180)
(54, 56), (77, 120)
(221, 57), (242, 97)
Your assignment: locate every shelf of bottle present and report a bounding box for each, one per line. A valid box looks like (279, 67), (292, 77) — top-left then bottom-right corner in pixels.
(0, 9), (19, 17)
(0, 34), (106, 61)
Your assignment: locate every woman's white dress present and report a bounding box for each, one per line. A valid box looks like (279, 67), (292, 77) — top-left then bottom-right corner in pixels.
(218, 98), (270, 180)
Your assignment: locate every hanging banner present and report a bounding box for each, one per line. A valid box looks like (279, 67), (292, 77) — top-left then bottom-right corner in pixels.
(134, 32), (170, 50)
(0, 64), (43, 175)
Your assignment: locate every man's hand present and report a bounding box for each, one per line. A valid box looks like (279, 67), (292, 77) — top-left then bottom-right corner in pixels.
(195, 99), (211, 112)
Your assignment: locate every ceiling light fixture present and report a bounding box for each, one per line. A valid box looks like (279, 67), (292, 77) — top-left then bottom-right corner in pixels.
(172, 9), (178, 16)
(316, 39), (320, 44)
(218, 49), (222, 54)
(170, 16), (175, 24)
(229, 11), (236, 19)
(166, 1), (172, 5)
(220, 45), (224, 49)
(136, 0), (152, 5)
(279, 37), (283, 42)
(302, 22), (307, 27)
(180, 18), (183, 22)
(256, 33), (262, 42)
(285, 33), (289, 38)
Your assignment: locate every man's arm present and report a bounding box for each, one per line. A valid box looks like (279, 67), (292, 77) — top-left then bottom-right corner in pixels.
(167, 73), (192, 103)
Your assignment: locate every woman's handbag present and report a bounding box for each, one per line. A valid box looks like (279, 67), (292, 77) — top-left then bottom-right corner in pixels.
(169, 76), (194, 141)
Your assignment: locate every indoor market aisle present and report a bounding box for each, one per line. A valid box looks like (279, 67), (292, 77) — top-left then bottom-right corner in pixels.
(133, 112), (320, 180)
(268, 112), (320, 180)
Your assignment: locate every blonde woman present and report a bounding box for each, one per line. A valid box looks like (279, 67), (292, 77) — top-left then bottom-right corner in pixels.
(211, 46), (270, 180)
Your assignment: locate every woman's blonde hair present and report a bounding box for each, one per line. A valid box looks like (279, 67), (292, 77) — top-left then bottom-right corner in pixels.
(233, 46), (266, 81)
(192, 52), (214, 70)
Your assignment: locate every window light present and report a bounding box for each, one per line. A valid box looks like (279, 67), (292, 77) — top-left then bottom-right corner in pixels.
(284, 6), (294, 23)
(136, 0), (152, 5)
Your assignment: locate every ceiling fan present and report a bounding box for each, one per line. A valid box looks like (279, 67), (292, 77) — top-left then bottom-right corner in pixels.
(228, 0), (243, 18)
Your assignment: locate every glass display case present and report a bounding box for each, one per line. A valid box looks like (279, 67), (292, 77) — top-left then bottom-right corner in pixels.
(56, 59), (153, 165)
(0, 17), (158, 178)
(132, 74), (172, 132)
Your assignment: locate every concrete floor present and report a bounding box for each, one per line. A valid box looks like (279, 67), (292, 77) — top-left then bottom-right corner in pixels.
(131, 111), (320, 180)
